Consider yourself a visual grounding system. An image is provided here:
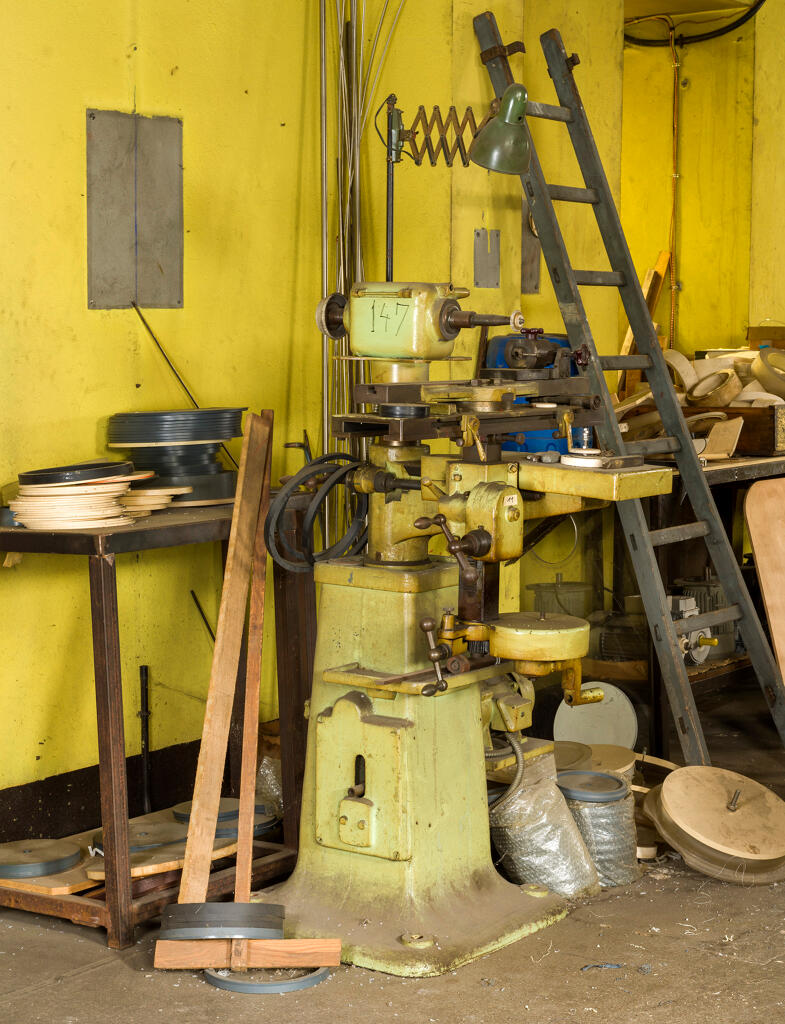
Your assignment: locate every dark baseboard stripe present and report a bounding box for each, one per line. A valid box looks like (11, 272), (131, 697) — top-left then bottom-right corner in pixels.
(0, 739), (207, 843)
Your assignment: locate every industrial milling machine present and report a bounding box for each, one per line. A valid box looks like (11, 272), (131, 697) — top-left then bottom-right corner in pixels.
(263, 280), (672, 976)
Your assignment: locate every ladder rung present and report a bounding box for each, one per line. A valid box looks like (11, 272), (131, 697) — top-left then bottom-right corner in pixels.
(624, 437), (680, 455)
(573, 270), (625, 287)
(649, 521), (710, 547)
(672, 606), (743, 636)
(526, 101), (572, 122)
(547, 184), (598, 204)
(599, 355), (652, 371)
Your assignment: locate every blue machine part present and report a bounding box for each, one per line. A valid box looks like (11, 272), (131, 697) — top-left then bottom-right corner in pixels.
(485, 333), (582, 453)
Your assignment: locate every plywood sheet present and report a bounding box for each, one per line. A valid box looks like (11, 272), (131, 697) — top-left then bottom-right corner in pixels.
(745, 478), (785, 674)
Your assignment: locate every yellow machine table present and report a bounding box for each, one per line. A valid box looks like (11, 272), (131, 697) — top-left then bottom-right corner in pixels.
(256, 558), (566, 976)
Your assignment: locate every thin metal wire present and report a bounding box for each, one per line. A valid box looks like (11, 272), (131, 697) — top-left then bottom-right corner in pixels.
(130, 303), (239, 470)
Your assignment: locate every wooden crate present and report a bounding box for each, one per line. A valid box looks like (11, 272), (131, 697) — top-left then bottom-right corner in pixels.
(630, 404), (785, 457)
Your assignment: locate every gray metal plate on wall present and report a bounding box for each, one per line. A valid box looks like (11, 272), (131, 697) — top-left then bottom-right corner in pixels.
(86, 109), (183, 309)
(521, 201), (541, 294)
(473, 228), (500, 288)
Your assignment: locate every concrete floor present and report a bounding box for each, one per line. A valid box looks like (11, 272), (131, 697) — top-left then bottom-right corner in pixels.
(1, 676), (783, 1023)
(1, 860), (784, 1024)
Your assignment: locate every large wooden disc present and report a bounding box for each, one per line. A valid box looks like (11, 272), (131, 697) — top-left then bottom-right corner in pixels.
(643, 786), (785, 885)
(92, 820), (188, 853)
(661, 766), (785, 861)
(554, 740), (591, 772)
(590, 744), (637, 775)
(0, 839), (82, 878)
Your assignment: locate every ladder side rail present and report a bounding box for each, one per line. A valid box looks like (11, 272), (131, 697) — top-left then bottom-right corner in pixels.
(474, 13), (711, 764)
(541, 27), (785, 741)
(615, 500), (710, 763)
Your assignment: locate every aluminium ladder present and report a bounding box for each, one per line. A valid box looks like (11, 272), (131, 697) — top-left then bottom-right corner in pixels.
(474, 13), (785, 765)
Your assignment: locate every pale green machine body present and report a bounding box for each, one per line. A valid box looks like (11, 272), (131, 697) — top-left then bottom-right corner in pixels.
(261, 279), (672, 975)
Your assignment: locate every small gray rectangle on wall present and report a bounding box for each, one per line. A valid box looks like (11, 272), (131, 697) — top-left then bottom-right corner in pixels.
(473, 228), (500, 289)
(86, 109), (183, 309)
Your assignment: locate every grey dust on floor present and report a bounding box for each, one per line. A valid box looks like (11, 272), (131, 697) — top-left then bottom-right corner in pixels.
(0, 858), (783, 1024)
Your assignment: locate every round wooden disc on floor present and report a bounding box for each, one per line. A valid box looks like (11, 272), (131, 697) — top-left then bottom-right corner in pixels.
(554, 740), (592, 772)
(0, 839), (82, 878)
(590, 744), (637, 775)
(92, 820), (188, 853)
(643, 785), (785, 885)
(661, 766), (785, 861)
(171, 796), (273, 823)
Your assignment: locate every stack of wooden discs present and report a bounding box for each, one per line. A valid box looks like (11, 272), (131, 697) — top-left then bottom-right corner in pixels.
(10, 461), (152, 530)
(120, 486), (193, 518)
(643, 765), (785, 884)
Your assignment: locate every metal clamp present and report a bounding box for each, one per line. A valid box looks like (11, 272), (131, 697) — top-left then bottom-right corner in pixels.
(479, 40), (525, 65)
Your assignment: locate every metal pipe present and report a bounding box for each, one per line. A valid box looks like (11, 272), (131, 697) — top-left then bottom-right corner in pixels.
(320, 0), (329, 457)
(386, 101), (394, 281)
(139, 665), (152, 815)
(320, 0), (331, 542)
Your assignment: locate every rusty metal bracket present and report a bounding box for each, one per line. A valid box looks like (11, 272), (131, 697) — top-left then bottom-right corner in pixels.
(479, 40), (525, 65)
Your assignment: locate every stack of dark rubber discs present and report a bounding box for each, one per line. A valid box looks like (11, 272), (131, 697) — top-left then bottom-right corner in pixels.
(107, 408), (245, 505)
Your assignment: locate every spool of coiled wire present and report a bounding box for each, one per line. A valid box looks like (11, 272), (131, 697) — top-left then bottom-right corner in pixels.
(557, 769), (641, 887)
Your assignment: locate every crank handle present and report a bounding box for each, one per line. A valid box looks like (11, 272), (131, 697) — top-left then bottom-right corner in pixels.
(563, 685), (604, 707)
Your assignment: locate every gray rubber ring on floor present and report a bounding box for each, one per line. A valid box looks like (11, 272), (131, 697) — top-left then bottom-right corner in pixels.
(160, 925), (283, 941)
(204, 966), (331, 994)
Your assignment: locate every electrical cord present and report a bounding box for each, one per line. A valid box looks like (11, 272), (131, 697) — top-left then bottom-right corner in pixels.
(625, 0), (767, 46)
(265, 453), (368, 573)
(529, 513), (579, 567)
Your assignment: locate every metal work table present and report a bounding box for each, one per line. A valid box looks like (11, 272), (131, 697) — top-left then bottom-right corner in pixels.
(0, 507), (296, 948)
(647, 455), (785, 757)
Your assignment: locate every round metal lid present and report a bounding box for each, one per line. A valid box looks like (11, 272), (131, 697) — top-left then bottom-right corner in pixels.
(553, 681), (638, 748)
(556, 769), (628, 803)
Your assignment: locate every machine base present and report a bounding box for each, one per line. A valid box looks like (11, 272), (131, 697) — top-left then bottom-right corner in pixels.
(253, 870), (566, 977)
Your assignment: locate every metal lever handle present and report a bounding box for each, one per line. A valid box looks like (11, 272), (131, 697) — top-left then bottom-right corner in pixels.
(414, 514), (479, 584)
(419, 617), (449, 696)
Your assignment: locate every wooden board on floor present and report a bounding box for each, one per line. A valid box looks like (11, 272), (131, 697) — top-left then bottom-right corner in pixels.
(745, 478), (785, 676)
(154, 937), (341, 970)
(0, 805), (242, 894)
(0, 849), (97, 896)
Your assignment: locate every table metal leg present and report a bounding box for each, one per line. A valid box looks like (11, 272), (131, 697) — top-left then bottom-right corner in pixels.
(88, 553), (134, 948)
(273, 503), (316, 851)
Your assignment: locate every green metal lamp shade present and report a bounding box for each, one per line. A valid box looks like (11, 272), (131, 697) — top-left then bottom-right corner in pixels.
(470, 83), (530, 175)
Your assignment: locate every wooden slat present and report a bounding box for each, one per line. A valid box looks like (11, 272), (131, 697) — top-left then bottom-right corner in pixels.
(178, 413), (271, 904)
(235, 410), (274, 905)
(746, 479), (785, 678)
(617, 249), (670, 397)
(154, 937), (341, 970)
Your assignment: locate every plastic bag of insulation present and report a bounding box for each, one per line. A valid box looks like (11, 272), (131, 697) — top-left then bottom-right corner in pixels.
(255, 754), (283, 819)
(490, 777), (600, 897)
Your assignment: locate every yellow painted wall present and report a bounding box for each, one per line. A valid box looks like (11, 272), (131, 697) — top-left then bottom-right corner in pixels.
(620, 21), (755, 354)
(1, 0), (625, 793)
(0, 0), (324, 790)
(750, 0), (785, 327)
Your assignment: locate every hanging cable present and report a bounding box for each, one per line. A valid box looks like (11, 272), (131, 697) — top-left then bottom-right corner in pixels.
(624, 0), (767, 47)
